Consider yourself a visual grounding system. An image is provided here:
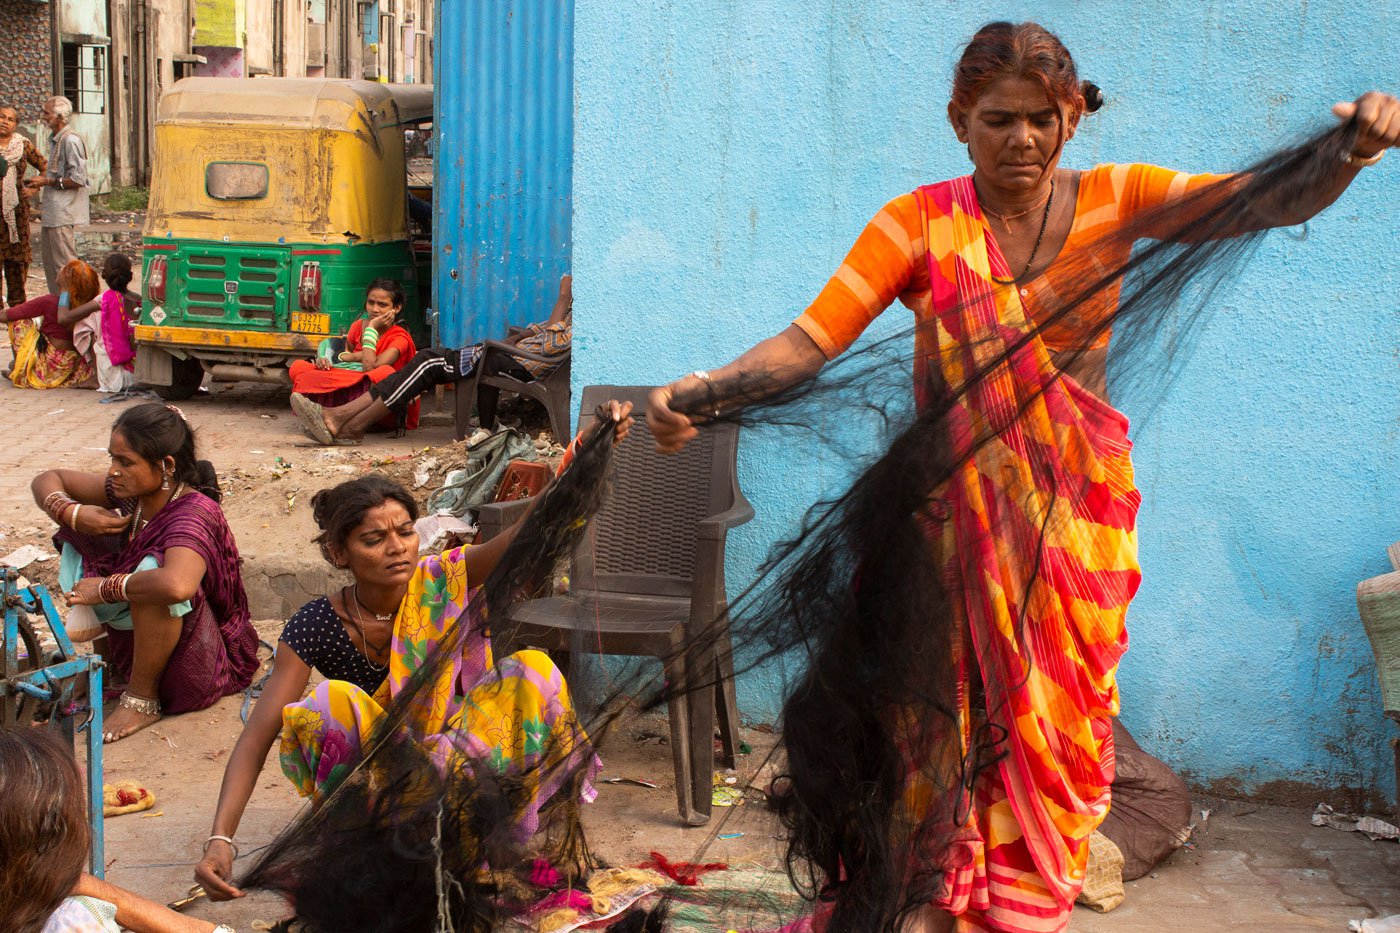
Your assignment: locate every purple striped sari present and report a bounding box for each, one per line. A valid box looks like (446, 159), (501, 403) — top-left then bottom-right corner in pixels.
(55, 483), (259, 712)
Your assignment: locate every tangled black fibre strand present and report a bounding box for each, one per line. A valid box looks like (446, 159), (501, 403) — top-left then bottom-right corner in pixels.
(234, 119), (1367, 933)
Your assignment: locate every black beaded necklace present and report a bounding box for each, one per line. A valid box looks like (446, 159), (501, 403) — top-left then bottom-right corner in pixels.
(989, 180), (1055, 286)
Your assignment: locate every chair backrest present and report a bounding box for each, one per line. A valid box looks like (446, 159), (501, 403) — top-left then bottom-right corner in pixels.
(571, 385), (741, 600)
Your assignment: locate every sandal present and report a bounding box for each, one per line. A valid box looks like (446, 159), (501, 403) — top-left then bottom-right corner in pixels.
(290, 392), (334, 445)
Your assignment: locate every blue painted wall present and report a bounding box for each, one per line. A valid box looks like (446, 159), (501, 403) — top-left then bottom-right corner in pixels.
(572, 1), (1400, 801)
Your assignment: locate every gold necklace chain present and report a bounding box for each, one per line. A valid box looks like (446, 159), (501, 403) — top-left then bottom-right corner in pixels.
(990, 181), (1056, 286)
(129, 482), (184, 541)
(981, 186), (1053, 229)
(348, 585), (391, 671)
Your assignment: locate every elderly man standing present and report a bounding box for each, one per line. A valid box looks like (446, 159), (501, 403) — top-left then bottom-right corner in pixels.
(24, 97), (88, 294)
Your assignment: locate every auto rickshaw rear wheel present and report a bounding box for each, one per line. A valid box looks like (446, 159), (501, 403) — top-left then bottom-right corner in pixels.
(153, 356), (206, 401)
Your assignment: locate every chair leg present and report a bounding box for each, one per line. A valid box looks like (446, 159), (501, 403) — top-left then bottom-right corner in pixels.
(662, 653), (699, 825)
(546, 385), (571, 444)
(714, 615), (741, 769)
(685, 646), (716, 827)
(454, 368), (474, 441)
(477, 380), (502, 431)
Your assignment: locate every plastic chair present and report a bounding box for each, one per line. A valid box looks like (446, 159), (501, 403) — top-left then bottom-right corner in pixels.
(455, 337), (572, 443)
(1355, 542), (1400, 816)
(477, 384), (753, 825)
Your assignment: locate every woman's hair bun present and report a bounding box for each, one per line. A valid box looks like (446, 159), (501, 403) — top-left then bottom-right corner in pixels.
(193, 460), (222, 503)
(309, 488), (335, 532)
(1082, 81), (1105, 113)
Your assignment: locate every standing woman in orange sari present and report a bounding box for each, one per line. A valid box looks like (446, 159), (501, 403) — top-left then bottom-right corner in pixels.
(648, 22), (1399, 933)
(287, 278), (421, 433)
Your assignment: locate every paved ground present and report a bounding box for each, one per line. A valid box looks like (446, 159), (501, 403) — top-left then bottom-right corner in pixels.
(92, 694), (1400, 933)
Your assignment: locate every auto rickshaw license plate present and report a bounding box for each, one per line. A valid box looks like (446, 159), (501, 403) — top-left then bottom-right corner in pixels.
(290, 312), (330, 335)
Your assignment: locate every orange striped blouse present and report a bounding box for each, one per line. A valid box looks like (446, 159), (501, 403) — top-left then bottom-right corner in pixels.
(794, 163), (1231, 356)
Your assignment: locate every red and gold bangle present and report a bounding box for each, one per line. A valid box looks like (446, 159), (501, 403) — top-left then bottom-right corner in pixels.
(44, 493), (76, 524)
(98, 574), (130, 604)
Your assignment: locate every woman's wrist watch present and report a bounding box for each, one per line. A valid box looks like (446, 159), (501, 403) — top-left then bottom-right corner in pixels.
(1344, 148), (1385, 168)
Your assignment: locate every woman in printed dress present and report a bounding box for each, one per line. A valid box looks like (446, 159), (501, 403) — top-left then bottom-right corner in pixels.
(195, 404), (634, 901)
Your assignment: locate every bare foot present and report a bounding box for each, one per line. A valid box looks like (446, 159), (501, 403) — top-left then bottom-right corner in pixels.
(322, 405), (346, 435)
(103, 694), (162, 743)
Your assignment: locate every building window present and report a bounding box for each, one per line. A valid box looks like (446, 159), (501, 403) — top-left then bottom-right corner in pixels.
(62, 44), (107, 115)
(206, 162), (269, 200)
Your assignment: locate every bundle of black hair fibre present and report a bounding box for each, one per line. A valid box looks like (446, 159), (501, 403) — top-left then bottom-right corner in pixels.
(237, 120), (1368, 932)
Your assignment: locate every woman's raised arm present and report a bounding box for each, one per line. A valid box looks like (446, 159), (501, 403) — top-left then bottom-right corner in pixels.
(647, 324), (828, 453)
(1242, 91), (1400, 231)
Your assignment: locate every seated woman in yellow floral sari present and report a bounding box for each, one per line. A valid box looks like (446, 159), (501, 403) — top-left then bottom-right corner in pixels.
(192, 407), (633, 899)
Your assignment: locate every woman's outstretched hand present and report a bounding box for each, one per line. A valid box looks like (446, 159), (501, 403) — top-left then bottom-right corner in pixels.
(1333, 91), (1400, 158)
(647, 383), (700, 454)
(194, 839), (245, 900)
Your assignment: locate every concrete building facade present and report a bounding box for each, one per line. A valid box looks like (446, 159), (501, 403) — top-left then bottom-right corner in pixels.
(0, 0), (117, 194)
(106, 0), (433, 187)
(0, 0), (54, 139)
(2, 1), (434, 192)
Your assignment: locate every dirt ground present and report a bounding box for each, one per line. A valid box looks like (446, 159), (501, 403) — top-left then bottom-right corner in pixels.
(2, 238), (1399, 929)
(95, 686), (791, 931)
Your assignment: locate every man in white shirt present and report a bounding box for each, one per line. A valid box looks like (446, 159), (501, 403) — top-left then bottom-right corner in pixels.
(25, 97), (89, 294)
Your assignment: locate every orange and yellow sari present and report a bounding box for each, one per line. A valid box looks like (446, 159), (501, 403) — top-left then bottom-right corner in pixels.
(914, 176), (1141, 932)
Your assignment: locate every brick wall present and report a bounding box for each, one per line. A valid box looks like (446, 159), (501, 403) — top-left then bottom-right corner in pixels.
(0, 0), (52, 130)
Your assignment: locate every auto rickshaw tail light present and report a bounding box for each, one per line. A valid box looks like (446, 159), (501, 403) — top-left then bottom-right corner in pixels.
(298, 262), (323, 311)
(148, 257), (168, 302)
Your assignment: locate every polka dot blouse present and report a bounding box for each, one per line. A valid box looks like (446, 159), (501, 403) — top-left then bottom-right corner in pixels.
(279, 597), (388, 695)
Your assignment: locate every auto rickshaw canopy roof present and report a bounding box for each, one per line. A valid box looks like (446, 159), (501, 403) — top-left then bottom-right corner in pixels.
(146, 79), (433, 245)
(156, 78), (434, 129)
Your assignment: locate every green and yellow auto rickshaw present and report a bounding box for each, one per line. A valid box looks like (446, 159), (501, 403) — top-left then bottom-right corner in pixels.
(135, 78), (434, 398)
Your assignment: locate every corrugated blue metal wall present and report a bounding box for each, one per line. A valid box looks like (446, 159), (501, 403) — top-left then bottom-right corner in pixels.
(433, 0), (574, 349)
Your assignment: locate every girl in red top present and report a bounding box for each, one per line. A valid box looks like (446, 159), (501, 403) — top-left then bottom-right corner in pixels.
(287, 277), (421, 432)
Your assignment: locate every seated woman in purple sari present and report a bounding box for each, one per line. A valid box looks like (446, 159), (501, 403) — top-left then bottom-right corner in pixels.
(31, 403), (260, 743)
